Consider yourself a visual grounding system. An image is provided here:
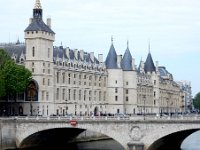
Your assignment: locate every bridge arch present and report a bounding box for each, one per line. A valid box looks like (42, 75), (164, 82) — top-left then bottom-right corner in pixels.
(147, 129), (199, 150)
(16, 121), (126, 149)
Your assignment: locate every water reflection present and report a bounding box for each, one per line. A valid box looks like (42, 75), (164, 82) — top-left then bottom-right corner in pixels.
(8, 139), (124, 150)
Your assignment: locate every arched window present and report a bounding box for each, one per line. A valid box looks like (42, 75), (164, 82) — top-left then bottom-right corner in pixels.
(32, 47), (35, 57)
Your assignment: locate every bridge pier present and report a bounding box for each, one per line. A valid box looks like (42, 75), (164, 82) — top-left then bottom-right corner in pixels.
(127, 142), (144, 150)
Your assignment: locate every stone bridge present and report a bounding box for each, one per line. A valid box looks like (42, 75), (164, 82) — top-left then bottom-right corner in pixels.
(1, 116), (200, 150)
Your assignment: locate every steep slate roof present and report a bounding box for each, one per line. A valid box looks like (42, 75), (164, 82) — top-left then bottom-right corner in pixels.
(53, 46), (99, 64)
(158, 66), (173, 80)
(0, 43), (26, 63)
(121, 47), (133, 71)
(144, 52), (156, 73)
(24, 0), (54, 34)
(105, 44), (118, 69)
(25, 19), (54, 34)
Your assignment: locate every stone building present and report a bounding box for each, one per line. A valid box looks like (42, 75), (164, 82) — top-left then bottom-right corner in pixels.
(0, 0), (188, 116)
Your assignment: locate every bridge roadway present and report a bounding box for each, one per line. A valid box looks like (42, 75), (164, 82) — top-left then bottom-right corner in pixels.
(1, 115), (200, 150)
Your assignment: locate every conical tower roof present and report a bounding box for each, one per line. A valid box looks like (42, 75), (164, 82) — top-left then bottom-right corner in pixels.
(105, 43), (118, 69)
(121, 42), (133, 71)
(144, 52), (156, 73)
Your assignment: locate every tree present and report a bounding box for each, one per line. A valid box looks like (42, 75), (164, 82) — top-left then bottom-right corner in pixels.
(0, 49), (32, 98)
(193, 92), (200, 110)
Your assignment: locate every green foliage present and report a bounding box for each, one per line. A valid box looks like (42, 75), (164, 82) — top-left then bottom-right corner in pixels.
(193, 92), (200, 110)
(0, 49), (32, 98)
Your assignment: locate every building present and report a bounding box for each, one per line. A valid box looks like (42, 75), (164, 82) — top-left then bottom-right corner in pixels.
(0, 0), (189, 116)
(177, 81), (192, 113)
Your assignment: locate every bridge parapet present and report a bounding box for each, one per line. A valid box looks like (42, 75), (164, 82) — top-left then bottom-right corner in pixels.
(1, 116), (200, 150)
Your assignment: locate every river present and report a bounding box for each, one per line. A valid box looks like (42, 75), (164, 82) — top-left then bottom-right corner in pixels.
(8, 139), (124, 150)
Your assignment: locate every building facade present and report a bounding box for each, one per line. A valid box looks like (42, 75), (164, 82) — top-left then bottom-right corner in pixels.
(0, 0), (189, 116)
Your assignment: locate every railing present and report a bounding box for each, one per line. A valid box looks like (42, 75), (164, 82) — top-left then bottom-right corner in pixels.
(1, 114), (200, 122)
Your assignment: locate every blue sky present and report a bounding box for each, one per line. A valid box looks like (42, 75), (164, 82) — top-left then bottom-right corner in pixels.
(0, 0), (200, 96)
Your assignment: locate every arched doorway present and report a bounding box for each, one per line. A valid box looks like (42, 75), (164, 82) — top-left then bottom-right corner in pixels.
(26, 80), (39, 102)
(94, 107), (99, 116)
(26, 80), (39, 116)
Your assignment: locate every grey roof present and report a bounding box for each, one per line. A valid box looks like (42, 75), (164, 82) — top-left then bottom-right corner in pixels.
(0, 43), (26, 63)
(25, 19), (54, 34)
(53, 46), (99, 64)
(158, 66), (173, 80)
(105, 44), (118, 69)
(144, 52), (156, 73)
(121, 47), (133, 71)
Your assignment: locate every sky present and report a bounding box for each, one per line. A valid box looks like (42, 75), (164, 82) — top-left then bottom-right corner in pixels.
(0, 0), (199, 96)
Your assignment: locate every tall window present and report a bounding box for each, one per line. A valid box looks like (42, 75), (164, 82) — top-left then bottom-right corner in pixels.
(57, 72), (59, 83)
(32, 47), (35, 57)
(56, 88), (59, 100)
(115, 88), (118, 93)
(126, 89), (129, 94)
(79, 90), (81, 100)
(62, 73), (65, 83)
(115, 96), (118, 101)
(73, 89), (76, 100)
(46, 92), (49, 101)
(62, 89), (65, 100)
(48, 48), (50, 58)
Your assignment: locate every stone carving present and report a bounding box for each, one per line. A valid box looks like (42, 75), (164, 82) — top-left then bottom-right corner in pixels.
(129, 126), (143, 141)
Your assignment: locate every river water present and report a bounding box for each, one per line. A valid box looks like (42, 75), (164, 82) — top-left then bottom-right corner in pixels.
(10, 139), (124, 150)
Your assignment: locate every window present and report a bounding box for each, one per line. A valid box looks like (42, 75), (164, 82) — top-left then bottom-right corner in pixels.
(154, 80), (156, 85)
(115, 80), (117, 84)
(126, 82), (128, 85)
(115, 88), (118, 93)
(62, 73), (65, 83)
(48, 48), (50, 58)
(73, 89), (76, 100)
(126, 89), (129, 94)
(57, 72), (59, 83)
(48, 69), (50, 74)
(115, 96), (118, 101)
(32, 47), (35, 57)
(154, 91), (156, 97)
(42, 91), (45, 101)
(68, 89), (71, 100)
(56, 88), (59, 100)
(32, 62), (34, 67)
(46, 92), (49, 101)
(32, 68), (34, 73)
(84, 90), (86, 101)
(79, 90), (81, 100)
(48, 79), (50, 86)
(62, 89), (65, 100)
(43, 78), (45, 85)
(126, 96), (129, 101)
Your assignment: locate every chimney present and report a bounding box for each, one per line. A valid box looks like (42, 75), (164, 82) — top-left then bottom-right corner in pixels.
(29, 18), (33, 24)
(80, 50), (84, 61)
(117, 55), (122, 68)
(74, 49), (78, 60)
(47, 18), (51, 28)
(98, 54), (103, 63)
(66, 47), (70, 59)
(132, 58), (135, 70)
(156, 61), (159, 72)
(90, 52), (94, 62)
